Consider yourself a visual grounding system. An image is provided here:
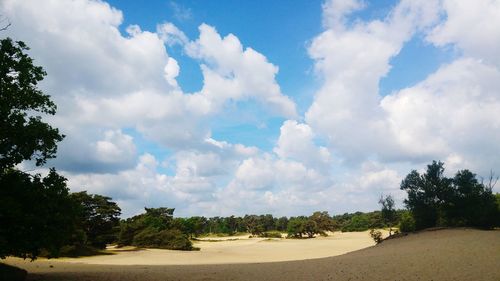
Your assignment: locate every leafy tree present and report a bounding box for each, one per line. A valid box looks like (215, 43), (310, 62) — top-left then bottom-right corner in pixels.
(341, 213), (371, 232)
(379, 195), (396, 235)
(302, 219), (319, 238)
(132, 228), (192, 250)
(310, 211), (334, 234)
(401, 161), (498, 229)
(0, 38), (64, 170)
(400, 161), (452, 229)
(0, 169), (77, 259)
(70, 191), (121, 249)
(448, 170), (497, 228)
(275, 216), (289, 232)
(243, 215), (265, 235)
(398, 211), (416, 233)
(287, 218), (305, 238)
(117, 207), (194, 250)
(0, 38), (75, 259)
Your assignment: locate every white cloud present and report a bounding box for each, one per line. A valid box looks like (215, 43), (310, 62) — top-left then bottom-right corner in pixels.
(4, 0), (499, 218)
(95, 130), (136, 164)
(274, 120), (331, 171)
(322, 0), (365, 30)
(382, 58), (500, 172)
(305, 0), (500, 177)
(157, 22), (188, 46)
(427, 0), (500, 67)
(186, 24), (298, 118)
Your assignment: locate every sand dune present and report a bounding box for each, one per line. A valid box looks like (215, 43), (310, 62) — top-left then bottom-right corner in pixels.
(4, 228), (500, 280)
(54, 231), (379, 265)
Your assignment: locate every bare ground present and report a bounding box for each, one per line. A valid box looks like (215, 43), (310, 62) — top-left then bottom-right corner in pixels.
(4, 228), (500, 281)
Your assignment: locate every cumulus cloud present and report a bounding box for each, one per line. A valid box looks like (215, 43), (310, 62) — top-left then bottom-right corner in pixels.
(3, 0), (499, 217)
(274, 120), (331, 171)
(186, 24), (298, 118)
(427, 0), (500, 67)
(305, 0), (500, 178)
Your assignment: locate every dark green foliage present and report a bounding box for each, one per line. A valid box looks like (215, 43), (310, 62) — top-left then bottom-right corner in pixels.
(310, 211), (335, 233)
(133, 228), (192, 250)
(260, 231), (283, 238)
(243, 215), (266, 235)
(275, 216), (289, 232)
(398, 211), (416, 233)
(302, 219), (319, 238)
(0, 38), (64, 170)
(333, 211), (385, 232)
(0, 38), (76, 260)
(70, 191), (121, 249)
(401, 161), (498, 229)
(379, 195), (396, 227)
(400, 161), (452, 229)
(287, 217), (306, 238)
(0, 169), (77, 259)
(340, 213), (371, 232)
(118, 207), (194, 250)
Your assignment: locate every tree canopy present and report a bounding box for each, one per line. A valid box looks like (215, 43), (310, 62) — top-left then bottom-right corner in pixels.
(0, 38), (70, 259)
(0, 38), (63, 170)
(400, 161), (498, 230)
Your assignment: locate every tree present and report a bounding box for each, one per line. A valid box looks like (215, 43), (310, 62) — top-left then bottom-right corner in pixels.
(302, 219), (319, 238)
(449, 170), (497, 228)
(400, 161), (452, 229)
(70, 191), (121, 249)
(0, 168), (77, 259)
(275, 216), (289, 232)
(287, 218), (305, 238)
(117, 207), (194, 251)
(0, 38), (75, 259)
(401, 161), (498, 230)
(310, 211), (334, 234)
(379, 195), (396, 235)
(0, 38), (64, 170)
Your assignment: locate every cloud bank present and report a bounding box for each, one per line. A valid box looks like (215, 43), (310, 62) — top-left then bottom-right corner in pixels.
(2, 0), (499, 217)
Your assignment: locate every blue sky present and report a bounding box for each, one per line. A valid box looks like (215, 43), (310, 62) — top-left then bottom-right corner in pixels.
(106, 0), (451, 151)
(3, 0), (500, 217)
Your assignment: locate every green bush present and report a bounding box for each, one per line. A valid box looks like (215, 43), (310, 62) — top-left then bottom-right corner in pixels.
(341, 214), (371, 232)
(132, 228), (193, 250)
(260, 231), (282, 238)
(399, 212), (416, 233)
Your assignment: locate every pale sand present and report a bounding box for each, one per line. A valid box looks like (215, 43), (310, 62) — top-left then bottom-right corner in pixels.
(5, 229), (499, 280)
(45, 231), (384, 265)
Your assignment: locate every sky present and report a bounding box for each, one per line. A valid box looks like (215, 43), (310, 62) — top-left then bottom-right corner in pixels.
(2, 0), (500, 218)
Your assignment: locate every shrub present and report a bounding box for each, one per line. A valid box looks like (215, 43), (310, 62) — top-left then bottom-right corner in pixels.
(399, 212), (416, 233)
(369, 229), (383, 244)
(260, 231), (282, 238)
(341, 214), (371, 232)
(133, 228), (193, 250)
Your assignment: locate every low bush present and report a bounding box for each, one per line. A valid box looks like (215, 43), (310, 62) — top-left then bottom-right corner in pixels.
(399, 212), (416, 233)
(133, 228), (193, 250)
(260, 231), (283, 238)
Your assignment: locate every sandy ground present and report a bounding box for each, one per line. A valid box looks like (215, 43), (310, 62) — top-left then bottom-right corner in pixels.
(4, 228), (500, 280)
(52, 231), (379, 265)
